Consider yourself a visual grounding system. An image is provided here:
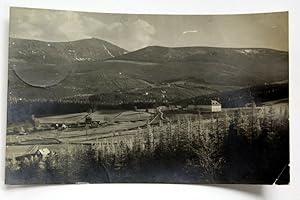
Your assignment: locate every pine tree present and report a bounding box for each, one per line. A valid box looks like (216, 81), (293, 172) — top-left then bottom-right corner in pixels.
(223, 111), (231, 133)
(249, 104), (261, 141)
(261, 106), (275, 137)
(145, 121), (154, 152)
(234, 109), (249, 136)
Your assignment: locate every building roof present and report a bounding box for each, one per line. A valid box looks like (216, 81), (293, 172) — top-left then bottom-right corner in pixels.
(36, 112), (88, 124)
(36, 148), (50, 156)
(35, 112), (107, 124)
(211, 100), (221, 105)
(188, 99), (221, 105)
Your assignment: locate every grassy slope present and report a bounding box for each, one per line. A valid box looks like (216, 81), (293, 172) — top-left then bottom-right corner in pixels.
(9, 37), (127, 64)
(8, 41), (288, 104)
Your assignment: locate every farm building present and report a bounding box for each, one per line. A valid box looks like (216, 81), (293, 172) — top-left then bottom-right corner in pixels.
(156, 105), (169, 112)
(36, 148), (51, 158)
(186, 99), (222, 112)
(168, 105), (182, 111)
(134, 107), (157, 114)
(32, 112), (89, 127)
(32, 112), (106, 128)
(32, 110), (154, 128)
(15, 147), (52, 161)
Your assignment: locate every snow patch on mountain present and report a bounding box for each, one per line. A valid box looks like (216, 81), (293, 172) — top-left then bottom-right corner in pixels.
(103, 44), (115, 58)
(236, 49), (260, 55)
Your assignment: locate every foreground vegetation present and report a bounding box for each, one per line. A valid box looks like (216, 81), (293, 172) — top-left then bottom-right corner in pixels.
(6, 104), (289, 184)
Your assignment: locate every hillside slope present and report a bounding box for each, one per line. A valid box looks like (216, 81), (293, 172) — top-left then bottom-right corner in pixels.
(9, 37), (128, 64)
(8, 41), (288, 104)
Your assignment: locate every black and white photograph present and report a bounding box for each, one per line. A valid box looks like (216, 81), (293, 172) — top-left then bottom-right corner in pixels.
(5, 7), (289, 185)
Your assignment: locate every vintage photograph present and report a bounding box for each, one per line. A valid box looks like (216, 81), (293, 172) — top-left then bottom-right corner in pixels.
(5, 7), (289, 184)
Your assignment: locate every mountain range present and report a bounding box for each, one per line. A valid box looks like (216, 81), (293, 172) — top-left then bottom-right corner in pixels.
(8, 37), (288, 104)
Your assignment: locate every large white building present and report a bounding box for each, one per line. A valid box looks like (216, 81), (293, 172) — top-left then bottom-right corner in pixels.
(211, 100), (222, 112)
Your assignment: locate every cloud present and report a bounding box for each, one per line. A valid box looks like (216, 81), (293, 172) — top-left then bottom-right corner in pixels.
(131, 19), (156, 48)
(10, 8), (287, 51)
(182, 30), (198, 35)
(10, 8), (156, 51)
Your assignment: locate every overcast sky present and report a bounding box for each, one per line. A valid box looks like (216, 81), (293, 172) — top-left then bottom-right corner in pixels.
(9, 7), (288, 51)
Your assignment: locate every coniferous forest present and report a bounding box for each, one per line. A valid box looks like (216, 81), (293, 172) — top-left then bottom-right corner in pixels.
(6, 104), (289, 184)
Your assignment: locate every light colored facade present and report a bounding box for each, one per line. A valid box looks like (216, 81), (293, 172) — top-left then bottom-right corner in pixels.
(211, 100), (222, 112)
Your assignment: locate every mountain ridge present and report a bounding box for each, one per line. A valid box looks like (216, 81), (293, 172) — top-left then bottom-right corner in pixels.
(113, 45), (287, 63)
(8, 37), (289, 104)
(9, 37), (128, 64)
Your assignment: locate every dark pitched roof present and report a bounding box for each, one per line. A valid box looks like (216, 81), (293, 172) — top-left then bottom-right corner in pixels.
(189, 98), (221, 105)
(211, 100), (221, 105)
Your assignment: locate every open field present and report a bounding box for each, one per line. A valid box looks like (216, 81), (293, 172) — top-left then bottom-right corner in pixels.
(34, 110), (152, 124)
(6, 100), (288, 161)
